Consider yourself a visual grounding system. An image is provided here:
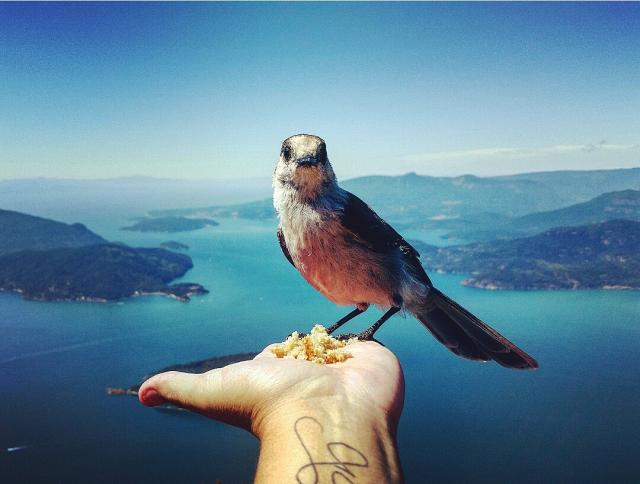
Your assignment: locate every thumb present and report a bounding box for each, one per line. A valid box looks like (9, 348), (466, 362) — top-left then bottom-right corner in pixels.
(138, 363), (261, 429)
(139, 370), (209, 409)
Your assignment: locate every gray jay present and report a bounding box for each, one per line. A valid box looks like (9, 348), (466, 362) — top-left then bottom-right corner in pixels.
(273, 134), (538, 369)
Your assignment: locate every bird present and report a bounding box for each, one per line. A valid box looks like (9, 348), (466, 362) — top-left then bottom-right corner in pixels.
(273, 134), (538, 370)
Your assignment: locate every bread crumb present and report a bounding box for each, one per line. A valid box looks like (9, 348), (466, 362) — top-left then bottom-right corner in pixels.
(271, 325), (359, 364)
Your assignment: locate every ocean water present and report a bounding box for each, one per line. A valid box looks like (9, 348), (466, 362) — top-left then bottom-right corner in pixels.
(1, 217), (639, 483)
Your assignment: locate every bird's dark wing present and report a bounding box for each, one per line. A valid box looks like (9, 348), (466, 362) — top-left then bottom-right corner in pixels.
(340, 192), (432, 286)
(277, 227), (295, 267)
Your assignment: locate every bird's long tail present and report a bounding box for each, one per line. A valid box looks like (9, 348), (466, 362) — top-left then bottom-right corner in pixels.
(409, 288), (538, 370)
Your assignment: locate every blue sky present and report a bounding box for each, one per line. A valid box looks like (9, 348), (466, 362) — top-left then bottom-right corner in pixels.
(1, 2), (638, 180)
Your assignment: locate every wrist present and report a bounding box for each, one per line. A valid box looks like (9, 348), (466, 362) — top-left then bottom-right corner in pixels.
(255, 394), (392, 439)
(253, 395), (402, 483)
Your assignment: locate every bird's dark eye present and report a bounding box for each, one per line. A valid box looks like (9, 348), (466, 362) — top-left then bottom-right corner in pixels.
(281, 145), (292, 162)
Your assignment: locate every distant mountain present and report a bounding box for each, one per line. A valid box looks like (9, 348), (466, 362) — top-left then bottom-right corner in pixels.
(148, 168), (640, 234)
(0, 176), (272, 222)
(444, 189), (640, 241)
(122, 216), (219, 233)
(347, 169), (640, 224)
(414, 220), (640, 290)
(511, 190), (640, 234)
(0, 209), (106, 256)
(342, 172), (567, 220)
(0, 244), (208, 302)
(500, 168), (640, 204)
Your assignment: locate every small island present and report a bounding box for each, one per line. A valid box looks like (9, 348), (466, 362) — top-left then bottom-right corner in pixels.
(160, 241), (190, 251)
(122, 216), (219, 233)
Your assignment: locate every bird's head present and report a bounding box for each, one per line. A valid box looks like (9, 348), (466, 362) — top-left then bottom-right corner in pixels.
(273, 134), (337, 199)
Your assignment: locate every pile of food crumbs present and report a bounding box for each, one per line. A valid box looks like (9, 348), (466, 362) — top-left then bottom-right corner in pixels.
(271, 325), (359, 364)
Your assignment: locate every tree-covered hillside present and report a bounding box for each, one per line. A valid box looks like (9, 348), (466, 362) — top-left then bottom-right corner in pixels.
(0, 209), (106, 255)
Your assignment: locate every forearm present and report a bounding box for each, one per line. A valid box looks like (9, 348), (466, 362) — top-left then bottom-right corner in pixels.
(254, 397), (403, 483)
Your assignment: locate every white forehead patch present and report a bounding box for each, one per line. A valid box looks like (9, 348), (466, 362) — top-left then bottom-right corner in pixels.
(285, 135), (324, 157)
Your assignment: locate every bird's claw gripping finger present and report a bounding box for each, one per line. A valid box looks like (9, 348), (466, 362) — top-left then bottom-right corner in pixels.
(336, 332), (359, 341)
(337, 332), (385, 346)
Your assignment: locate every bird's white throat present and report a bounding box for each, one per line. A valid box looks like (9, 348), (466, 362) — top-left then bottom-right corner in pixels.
(273, 179), (346, 255)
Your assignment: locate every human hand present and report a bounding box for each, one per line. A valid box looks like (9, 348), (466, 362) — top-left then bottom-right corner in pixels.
(139, 340), (405, 483)
(139, 340), (404, 435)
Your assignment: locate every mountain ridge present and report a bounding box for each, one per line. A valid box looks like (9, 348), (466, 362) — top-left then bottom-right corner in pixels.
(442, 189), (640, 241)
(148, 168), (640, 241)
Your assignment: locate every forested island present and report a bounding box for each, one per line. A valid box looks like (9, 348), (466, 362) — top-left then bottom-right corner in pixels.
(0, 209), (207, 302)
(0, 243), (208, 302)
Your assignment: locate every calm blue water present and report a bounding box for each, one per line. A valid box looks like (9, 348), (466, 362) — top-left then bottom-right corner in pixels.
(1, 217), (639, 483)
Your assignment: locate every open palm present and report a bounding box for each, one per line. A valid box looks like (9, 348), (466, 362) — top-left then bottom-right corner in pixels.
(139, 340), (405, 435)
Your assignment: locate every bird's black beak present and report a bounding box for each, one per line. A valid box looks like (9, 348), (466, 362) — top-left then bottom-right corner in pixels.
(296, 155), (319, 167)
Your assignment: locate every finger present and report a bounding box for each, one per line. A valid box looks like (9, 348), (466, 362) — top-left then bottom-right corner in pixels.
(347, 340), (394, 358)
(342, 341), (402, 373)
(254, 344), (279, 359)
(139, 370), (209, 409)
(138, 362), (266, 430)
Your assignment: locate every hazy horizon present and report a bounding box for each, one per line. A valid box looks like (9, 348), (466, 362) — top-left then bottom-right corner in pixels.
(2, 164), (640, 184)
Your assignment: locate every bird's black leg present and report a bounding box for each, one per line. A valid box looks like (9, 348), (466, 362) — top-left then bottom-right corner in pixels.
(357, 306), (401, 341)
(326, 307), (366, 334)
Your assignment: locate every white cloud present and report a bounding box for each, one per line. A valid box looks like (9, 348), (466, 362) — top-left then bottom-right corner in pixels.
(403, 142), (639, 164)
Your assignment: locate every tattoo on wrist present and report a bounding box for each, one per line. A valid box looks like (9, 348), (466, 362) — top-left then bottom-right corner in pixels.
(294, 416), (369, 484)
